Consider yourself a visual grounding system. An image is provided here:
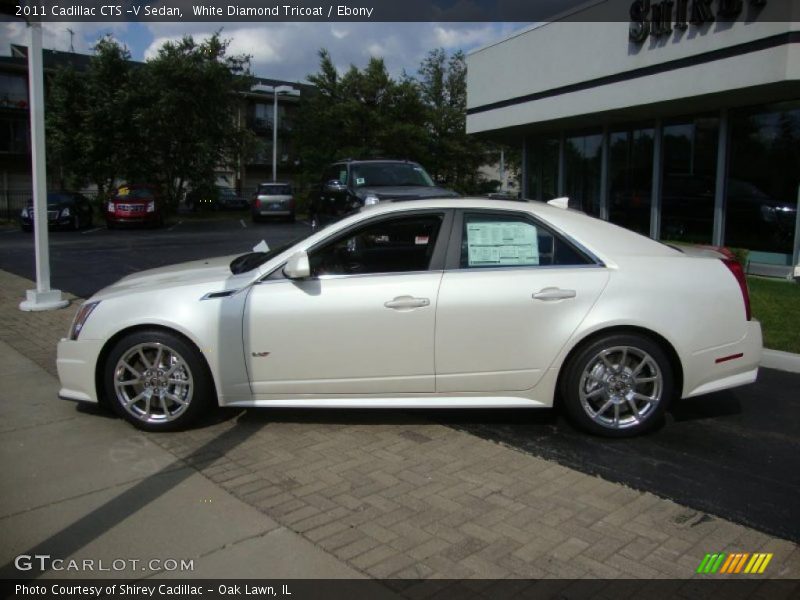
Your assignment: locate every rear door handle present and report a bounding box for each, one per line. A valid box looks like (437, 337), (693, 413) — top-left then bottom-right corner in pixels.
(384, 296), (430, 310)
(532, 287), (576, 301)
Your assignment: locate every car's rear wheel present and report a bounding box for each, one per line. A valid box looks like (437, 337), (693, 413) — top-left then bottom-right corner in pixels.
(560, 333), (674, 437)
(104, 330), (213, 431)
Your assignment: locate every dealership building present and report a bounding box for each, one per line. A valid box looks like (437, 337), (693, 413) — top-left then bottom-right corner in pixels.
(466, 1), (800, 276)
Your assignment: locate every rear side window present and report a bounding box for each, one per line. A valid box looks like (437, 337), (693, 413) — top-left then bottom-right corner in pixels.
(460, 212), (592, 268)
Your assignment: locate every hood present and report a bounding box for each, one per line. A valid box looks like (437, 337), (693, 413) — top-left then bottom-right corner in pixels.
(92, 255), (243, 299)
(357, 186), (459, 201)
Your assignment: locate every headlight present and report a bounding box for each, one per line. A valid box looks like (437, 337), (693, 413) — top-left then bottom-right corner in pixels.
(107, 201), (115, 212)
(69, 301), (100, 340)
(21, 208), (28, 218)
(61, 207), (71, 217)
(146, 201), (155, 213)
(760, 205), (776, 223)
(363, 195), (380, 207)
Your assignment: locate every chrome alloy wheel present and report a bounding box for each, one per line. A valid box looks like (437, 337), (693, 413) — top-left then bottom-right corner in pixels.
(578, 346), (663, 430)
(113, 343), (193, 424)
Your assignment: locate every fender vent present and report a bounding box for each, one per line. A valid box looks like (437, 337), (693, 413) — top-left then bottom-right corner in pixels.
(201, 290), (237, 300)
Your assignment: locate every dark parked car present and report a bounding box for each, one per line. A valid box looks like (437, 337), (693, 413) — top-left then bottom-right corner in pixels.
(19, 192), (94, 232)
(251, 182), (295, 222)
(308, 159), (458, 228)
(185, 185), (249, 211)
(105, 184), (164, 229)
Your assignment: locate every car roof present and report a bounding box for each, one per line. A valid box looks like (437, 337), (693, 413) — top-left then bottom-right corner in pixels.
(335, 159), (419, 166)
(257, 182), (291, 186)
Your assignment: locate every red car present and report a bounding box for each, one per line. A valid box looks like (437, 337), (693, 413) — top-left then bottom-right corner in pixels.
(105, 184), (164, 229)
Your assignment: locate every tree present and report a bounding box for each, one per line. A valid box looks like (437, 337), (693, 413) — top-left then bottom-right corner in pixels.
(46, 36), (137, 197)
(134, 33), (254, 209)
(417, 49), (507, 194)
(294, 50), (428, 179)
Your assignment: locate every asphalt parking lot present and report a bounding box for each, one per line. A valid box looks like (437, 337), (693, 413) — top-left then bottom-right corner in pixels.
(1, 214), (798, 546)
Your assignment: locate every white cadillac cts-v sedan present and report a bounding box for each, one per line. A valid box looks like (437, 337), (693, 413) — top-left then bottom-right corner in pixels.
(57, 199), (762, 437)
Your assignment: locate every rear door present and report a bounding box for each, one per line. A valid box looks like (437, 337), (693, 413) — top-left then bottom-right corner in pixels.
(435, 209), (609, 393)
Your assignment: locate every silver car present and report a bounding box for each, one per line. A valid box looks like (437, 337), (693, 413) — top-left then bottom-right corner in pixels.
(251, 182), (295, 222)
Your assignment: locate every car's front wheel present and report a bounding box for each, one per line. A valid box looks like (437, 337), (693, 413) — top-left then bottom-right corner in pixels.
(560, 333), (674, 437)
(103, 330), (213, 431)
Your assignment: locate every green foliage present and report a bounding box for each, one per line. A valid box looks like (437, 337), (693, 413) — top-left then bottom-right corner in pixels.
(295, 48), (502, 194)
(46, 33), (254, 211)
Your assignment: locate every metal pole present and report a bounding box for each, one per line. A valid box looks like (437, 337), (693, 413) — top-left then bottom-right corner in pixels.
(20, 22), (67, 312)
(712, 109), (729, 247)
(272, 91), (278, 182)
(499, 149), (505, 192)
(792, 184), (800, 278)
(649, 119), (663, 240)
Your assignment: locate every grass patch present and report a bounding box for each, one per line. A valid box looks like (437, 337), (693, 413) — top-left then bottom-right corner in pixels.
(747, 276), (800, 354)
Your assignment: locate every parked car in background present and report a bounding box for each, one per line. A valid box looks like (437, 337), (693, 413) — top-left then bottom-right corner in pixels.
(19, 192), (94, 232)
(251, 182), (295, 222)
(57, 198), (761, 437)
(308, 159), (459, 229)
(185, 185), (249, 211)
(106, 185), (164, 229)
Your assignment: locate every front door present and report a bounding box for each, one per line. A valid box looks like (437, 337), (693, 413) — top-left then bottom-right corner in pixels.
(244, 210), (451, 396)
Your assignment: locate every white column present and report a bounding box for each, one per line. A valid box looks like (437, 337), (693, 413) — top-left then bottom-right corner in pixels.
(20, 22), (68, 312)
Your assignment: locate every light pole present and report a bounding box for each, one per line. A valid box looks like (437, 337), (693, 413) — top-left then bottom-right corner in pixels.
(270, 85), (299, 182)
(20, 22), (68, 311)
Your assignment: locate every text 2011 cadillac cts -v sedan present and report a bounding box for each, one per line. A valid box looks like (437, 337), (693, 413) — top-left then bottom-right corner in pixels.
(57, 198), (762, 437)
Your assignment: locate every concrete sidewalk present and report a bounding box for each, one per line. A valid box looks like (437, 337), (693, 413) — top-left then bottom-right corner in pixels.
(0, 340), (362, 579)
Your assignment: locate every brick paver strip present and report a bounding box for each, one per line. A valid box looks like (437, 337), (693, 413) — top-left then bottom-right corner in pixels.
(2, 268), (799, 579)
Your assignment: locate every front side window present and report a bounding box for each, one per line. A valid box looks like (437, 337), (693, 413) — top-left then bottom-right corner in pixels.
(460, 213), (592, 268)
(310, 214), (443, 276)
(323, 165), (347, 185)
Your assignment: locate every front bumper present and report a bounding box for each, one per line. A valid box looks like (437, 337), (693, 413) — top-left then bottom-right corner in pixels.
(56, 337), (104, 403)
(684, 320), (763, 398)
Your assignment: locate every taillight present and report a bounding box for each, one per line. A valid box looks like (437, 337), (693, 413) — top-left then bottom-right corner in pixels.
(254, 198), (261, 208)
(289, 197), (295, 209)
(722, 258), (751, 321)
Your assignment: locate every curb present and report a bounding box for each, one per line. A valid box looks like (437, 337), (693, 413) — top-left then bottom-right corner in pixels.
(761, 349), (800, 374)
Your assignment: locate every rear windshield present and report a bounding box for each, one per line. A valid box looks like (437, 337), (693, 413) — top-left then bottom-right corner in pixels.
(115, 187), (154, 200)
(351, 163), (434, 188)
(258, 184), (291, 195)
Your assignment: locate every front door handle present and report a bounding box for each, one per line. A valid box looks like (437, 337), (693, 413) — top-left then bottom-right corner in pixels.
(532, 287), (577, 301)
(384, 296), (430, 310)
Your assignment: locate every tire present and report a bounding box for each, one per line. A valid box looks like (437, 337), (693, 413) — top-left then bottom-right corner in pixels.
(72, 215), (81, 231)
(560, 333), (674, 437)
(287, 212), (296, 223)
(103, 329), (214, 432)
(21, 224), (32, 233)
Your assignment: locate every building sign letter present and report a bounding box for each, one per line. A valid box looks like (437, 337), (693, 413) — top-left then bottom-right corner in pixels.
(630, 0), (766, 42)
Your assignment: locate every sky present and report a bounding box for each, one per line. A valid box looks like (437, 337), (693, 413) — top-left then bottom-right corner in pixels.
(1, 20), (527, 83)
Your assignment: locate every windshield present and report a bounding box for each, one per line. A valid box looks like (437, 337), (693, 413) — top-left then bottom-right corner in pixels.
(217, 187), (237, 198)
(351, 163), (434, 188)
(229, 231), (313, 274)
(115, 187), (154, 200)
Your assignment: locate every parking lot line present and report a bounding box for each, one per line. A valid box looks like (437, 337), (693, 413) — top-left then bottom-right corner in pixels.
(167, 220), (183, 231)
(240, 219), (247, 228)
(81, 227), (102, 235)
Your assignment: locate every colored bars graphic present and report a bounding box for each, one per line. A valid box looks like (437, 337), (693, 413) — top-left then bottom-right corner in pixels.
(696, 552), (773, 574)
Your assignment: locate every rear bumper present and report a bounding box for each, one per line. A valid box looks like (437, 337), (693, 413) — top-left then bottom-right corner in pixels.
(683, 320), (763, 398)
(56, 337), (103, 403)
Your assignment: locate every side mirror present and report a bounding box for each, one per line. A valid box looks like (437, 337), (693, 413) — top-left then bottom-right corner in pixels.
(323, 179), (346, 193)
(283, 251), (310, 279)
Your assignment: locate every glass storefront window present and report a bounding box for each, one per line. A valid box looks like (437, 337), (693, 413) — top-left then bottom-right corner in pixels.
(525, 136), (559, 201)
(660, 116), (719, 244)
(564, 132), (602, 216)
(725, 102), (799, 259)
(608, 126), (654, 235)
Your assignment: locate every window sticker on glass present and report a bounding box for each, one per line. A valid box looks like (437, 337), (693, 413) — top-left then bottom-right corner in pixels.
(356, 177), (365, 185)
(466, 221), (539, 266)
(415, 235), (429, 245)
